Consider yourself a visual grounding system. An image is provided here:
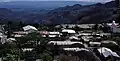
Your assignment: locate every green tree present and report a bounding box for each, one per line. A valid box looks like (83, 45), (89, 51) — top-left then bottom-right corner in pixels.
(117, 9), (120, 23)
(6, 49), (20, 61)
(93, 24), (99, 31)
(0, 42), (20, 61)
(15, 31), (53, 61)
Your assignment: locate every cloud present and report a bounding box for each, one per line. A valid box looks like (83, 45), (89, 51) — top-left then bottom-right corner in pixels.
(0, 0), (113, 2)
(0, 0), (11, 2)
(80, 0), (113, 2)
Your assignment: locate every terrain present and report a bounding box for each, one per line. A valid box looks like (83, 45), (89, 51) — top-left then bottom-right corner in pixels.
(0, 1), (117, 24)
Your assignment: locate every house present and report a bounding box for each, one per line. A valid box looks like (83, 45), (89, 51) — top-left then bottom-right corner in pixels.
(61, 29), (76, 37)
(68, 24), (76, 28)
(61, 24), (68, 28)
(97, 47), (120, 61)
(22, 48), (33, 52)
(48, 32), (61, 38)
(12, 31), (28, 37)
(40, 31), (49, 37)
(62, 29), (76, 34)
(23, 25), (38, 33)
(14, 34), (24, 38)
(0, 25), (5, 33)
(48, 35), (57, 38)
(0, 25), (8, 44)
(48, 41), (83, 46)
(48, 40), (85, 49)
(13, 31), (28, 35)
(99, 33), (111, 36)
(7, 38), (16, 42)
(77, 24), (92, 29)
(107, 21), (120, 33)
(63, 48), (89, 52)
(101, 41), (118, 49)
(78, 33), (92, 36)
(0, 35), (7, 44)
(40, 31), (61, 38)
(69, 36), (79, 40)
(81, 36), (91, 43)
(89, 42), (101, 47)
(49, 32), (60, 35)
(101, 41), (118, 46)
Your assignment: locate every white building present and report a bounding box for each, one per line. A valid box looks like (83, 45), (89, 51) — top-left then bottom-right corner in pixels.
(110, 21), (118, 33)
(23, 25), (38, 33)
(107, 21), (120, 33)
(62, 29), (76, 34)
(63, 48), (89, 52)
(7, 38), (16, 42)
(0, 35), (7, 44)
(89, 42), (101, 47)
(69, 36), (79, 40)
(22, 48), (33, 52)
(98, 47), (119, 58)
(48, 41), (83, 45)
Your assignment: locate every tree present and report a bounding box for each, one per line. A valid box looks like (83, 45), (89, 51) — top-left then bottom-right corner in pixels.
(15, 31), (53, 61)
(33, 23), (39, 29)
(18, 21), (24, 31)
(0, 42), (21, 61)
(93, 24), (99, 31)
(6, 49), (20, 61)
(7, 21), (12, 38)
(117, 9), (120, 23)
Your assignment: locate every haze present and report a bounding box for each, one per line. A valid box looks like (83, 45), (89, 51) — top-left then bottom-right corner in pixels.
(0, 0), (113, 3)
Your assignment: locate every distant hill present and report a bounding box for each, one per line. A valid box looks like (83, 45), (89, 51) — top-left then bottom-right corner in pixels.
(44, 1), (117, 24)
(0, 1), (117, 24)
(0, 1), (95, 10)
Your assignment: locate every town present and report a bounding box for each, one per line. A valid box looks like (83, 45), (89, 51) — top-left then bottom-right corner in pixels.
(0, 21), (120, 61)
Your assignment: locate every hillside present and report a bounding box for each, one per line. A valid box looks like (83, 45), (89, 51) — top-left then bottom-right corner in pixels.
(0, 1), (117, 24)
(0, 1), (95, 10)
(44, 1), (117, 24)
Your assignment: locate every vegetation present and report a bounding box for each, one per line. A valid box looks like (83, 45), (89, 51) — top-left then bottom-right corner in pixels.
(0, 31), (53, 61)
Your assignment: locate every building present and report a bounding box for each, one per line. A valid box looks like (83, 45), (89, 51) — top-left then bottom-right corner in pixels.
(12, 31), (28, 38)
(48, 41), (83, 46)
(96, 47), (120, 61)
(89, 42), (101, 47)
(101, 41), (118, 50)
(63, 48), (89, 52)
(62, 29), (76, 34)
(107, 21), (120, 33)
(40, 31), (61, 38)
(23, 25), (38, 33)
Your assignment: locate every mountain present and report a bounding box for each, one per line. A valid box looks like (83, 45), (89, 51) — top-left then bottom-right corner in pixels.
(44, 1), (117, 24)
(0, 1), (117, 24)
(0, 8), (13, 19)
(0, 1), (95, 11)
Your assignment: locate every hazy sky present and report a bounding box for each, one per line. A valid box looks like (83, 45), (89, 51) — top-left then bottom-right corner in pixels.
(0, 0), (113, 2)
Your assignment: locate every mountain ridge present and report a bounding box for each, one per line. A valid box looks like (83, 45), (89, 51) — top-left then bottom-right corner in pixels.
(0, 1), (117, 24)
(43, 1), (117, 24)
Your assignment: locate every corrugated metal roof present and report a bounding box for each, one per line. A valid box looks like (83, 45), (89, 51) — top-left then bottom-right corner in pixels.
(98, 47), (119, 58)
(23, 25), (37, 31)
(48, 41), (83, 45)
(62, 29), (76, 33)
(63, 48), (89, 52)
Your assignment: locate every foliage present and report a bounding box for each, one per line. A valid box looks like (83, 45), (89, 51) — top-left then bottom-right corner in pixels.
(117, 9), (120, 23)
(5, 48), (20, 61)
(41, 53), (53, 61)
(15, 31), (53, 61)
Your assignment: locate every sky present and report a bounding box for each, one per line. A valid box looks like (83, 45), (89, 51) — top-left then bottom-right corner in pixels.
(0, 0), (113, 3)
